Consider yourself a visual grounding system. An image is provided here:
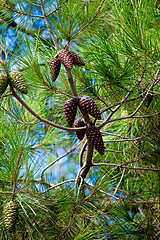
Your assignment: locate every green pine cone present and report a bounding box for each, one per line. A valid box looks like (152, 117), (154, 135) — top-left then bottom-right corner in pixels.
(10, 70), (28, 94)
(3, 200), (18, 233)
(0, 73), (8, 96)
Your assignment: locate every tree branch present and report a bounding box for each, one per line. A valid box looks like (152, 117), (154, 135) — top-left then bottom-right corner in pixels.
(71, 0), (106, 39)
(99, 78), (143, 129)
(103, 131), (156, 143)
(92, 163), (160, 172)
(41, 179), (75, 194)
(99, 72), (160, 129)
(40, 0), (60, 51)
(41, 142), (81, 179)
(104, 168), (125, 206)
(11, 88), (86, 132)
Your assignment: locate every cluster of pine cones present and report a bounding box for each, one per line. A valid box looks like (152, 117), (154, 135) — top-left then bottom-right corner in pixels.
(49, 47), (105, 155)
(49, 47), (85, 81)
(64, 96), (105, 155)
(0, 70), (28, 96)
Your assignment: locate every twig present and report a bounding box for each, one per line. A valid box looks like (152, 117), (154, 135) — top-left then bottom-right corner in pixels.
(99, 77), (143, 129)
(55, 207), (76, 240)
(2, 0), (67, 18)
(40, 0), (60, 51)
(105, 149), (124, 153)
(41, 179), (75, 194)
(41, 142), (81, 179)
(103, 131), (155, 142)
(0, 93), (12, 97)
(78, 141), (93, 181)
(2, 107), (40, 125)
(11, 88), (86, 132)
(129, 69), (160, 117)
(102, 112), (160, 126)
(76, 176), (84, 200)
(92, 162), (159, 172)
(0, 190), (13, 194)
(79, 140), (87, 168)
(104, 169), (125, 206)
(86, 182), (119, 200)
(101, 90), (149, 114)
(46, 0), (68, 17)
(71, 0), (106, 39)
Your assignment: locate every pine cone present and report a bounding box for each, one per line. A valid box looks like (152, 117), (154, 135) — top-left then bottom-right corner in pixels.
(9, 70), (28, 94)
(79, 96), (101, 120)
(49, 57), (61, 81)
(58, 49), (73, 69)
(0, 73), (8, 95)
(64, 98), (77, 127)
(70, 51), (85, 66)
(74, 118), (86, 140)
(3, 200), (18, 232)
(86, 126), (104, 155)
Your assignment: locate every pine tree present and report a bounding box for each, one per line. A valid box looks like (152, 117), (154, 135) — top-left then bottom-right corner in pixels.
(0, 0), (159, 239)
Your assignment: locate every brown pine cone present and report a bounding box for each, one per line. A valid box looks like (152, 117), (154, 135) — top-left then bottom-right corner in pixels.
(58, 49), (73, 69)
(86, 126), (104, 155)
(79, 96), (101, 120)
(70, 51), (85, 66)
(64, 98), (77, 127)
(49, 57), (61, 81)
(74, 118), (86, 140)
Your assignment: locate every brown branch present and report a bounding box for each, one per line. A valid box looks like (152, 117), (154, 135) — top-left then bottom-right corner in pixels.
(101, 90), (149, 114)
(71, 0), (106, 39)
(11, 88), (86, 132)
(1, 2), (44, 18)
(40, 0), (60, 51)
(79, 140), (87, 168)
(56, 207), (76, 240)
(41, 179), (75, 194)
(77, 141), (94, 182)
(99, 78), (142, 129)
(56, 178), (100, 239)
(99, 71), (160, 129)
(41, 142), (81, 179)
(46, 0), (68, 17)
(2, 107), (40, 125)
(103, 130), (156, 143)
(2, 0), (67, 18)
(92, 163), (159, 172)
(0, 190), (13, 194)
(0, 93), (12, 97)
(104, 169), (125, 206)
(102, 112), (160, 126)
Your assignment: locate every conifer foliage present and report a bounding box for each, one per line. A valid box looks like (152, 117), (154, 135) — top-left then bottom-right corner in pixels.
(0, 0), (159, 239)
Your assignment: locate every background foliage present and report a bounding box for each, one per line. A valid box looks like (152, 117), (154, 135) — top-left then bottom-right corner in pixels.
(0, 0), (160, 239)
